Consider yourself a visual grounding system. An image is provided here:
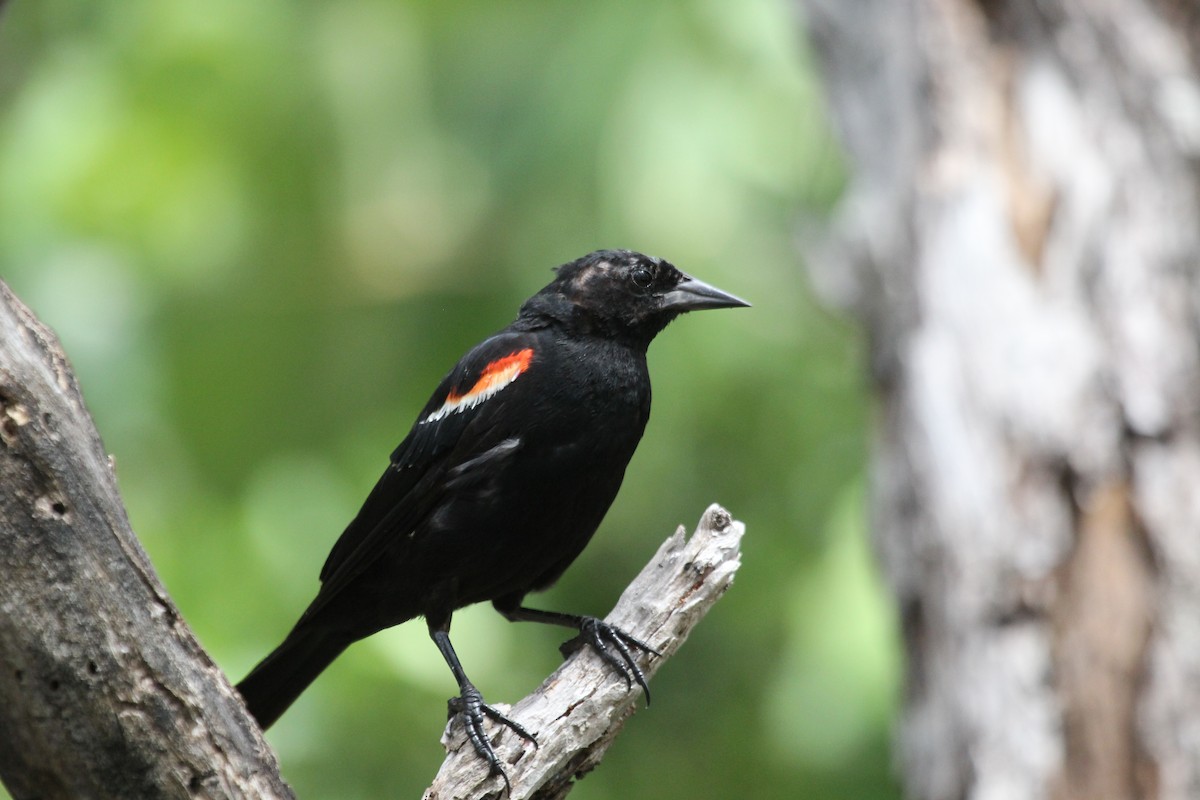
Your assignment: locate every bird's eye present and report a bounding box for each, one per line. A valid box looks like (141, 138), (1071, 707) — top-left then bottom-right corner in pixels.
(630, 265), (655, 290)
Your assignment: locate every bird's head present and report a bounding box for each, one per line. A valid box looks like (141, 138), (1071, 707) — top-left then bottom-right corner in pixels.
(519, 249), (750, 345)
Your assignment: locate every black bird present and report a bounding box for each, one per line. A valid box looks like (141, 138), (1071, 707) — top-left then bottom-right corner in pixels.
(236, 249), (748, 781)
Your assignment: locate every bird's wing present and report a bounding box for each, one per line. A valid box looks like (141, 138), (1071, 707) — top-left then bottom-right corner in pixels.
(301, 331), (540, 619)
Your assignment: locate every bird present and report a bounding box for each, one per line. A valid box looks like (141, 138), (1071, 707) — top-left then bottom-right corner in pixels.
(236, 249), (748, 784)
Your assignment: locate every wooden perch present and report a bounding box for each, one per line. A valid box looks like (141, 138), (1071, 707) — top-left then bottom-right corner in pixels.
(424, 504), (744, 800)
(0, 279), (744, 799)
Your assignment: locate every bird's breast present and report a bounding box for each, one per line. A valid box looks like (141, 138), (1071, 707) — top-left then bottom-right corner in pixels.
(530, 344), (650, 448)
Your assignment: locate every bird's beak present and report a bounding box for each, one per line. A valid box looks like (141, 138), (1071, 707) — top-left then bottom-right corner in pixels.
(661, 276), (751, 312)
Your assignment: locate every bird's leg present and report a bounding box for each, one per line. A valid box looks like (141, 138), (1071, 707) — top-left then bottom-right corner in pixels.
(492, 602), (661, 703)
(429, 622), (536, 793)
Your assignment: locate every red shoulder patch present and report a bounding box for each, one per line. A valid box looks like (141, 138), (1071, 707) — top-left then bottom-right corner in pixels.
(423, 348), (534, 423)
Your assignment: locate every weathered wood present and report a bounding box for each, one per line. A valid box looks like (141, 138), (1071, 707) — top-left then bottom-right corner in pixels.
(0, 281), (294, 800)
(424, 504), (744, 800)
(801, 1), (1200, 798)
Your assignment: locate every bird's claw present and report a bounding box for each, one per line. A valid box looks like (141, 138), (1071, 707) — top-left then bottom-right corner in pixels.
(560, 616), (660, 703)
(447, 684), (537, 794)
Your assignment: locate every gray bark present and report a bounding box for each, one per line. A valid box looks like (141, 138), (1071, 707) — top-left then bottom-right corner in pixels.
(0, 282), (294, 799)
(801, 2), (1200, 799)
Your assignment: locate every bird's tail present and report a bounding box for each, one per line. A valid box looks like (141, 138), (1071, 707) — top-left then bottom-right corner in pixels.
(236, 624), (351, 730)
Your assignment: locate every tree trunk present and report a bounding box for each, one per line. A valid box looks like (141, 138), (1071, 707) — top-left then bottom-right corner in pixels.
(801, 2), (1200, 799)
(0, 283), (296, 800)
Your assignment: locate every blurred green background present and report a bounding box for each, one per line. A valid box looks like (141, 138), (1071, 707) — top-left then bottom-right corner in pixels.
(0, 1), (898, 798)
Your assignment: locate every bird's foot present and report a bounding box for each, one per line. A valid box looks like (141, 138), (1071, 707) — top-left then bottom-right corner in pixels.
(447, 683), (537, 794)
(560, 616), (660, 703)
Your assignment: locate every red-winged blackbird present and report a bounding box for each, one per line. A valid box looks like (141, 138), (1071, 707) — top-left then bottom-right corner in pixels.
(236, 249), (748, 782)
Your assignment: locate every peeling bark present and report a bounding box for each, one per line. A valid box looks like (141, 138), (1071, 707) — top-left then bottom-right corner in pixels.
(1051, 482), (1155, 800)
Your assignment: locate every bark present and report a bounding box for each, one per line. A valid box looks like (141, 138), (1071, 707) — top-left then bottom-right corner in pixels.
(800, 2), (1200, 799)
(0, 282), (295, 800)
(0, 279), (743, 799)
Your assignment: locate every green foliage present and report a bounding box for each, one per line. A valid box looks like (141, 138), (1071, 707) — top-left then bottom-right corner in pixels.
(0, 1), (898, 798)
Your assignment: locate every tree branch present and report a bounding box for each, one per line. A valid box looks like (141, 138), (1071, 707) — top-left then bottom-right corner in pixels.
(424, 504), (744, 800)
(0, 281), (293, 800)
